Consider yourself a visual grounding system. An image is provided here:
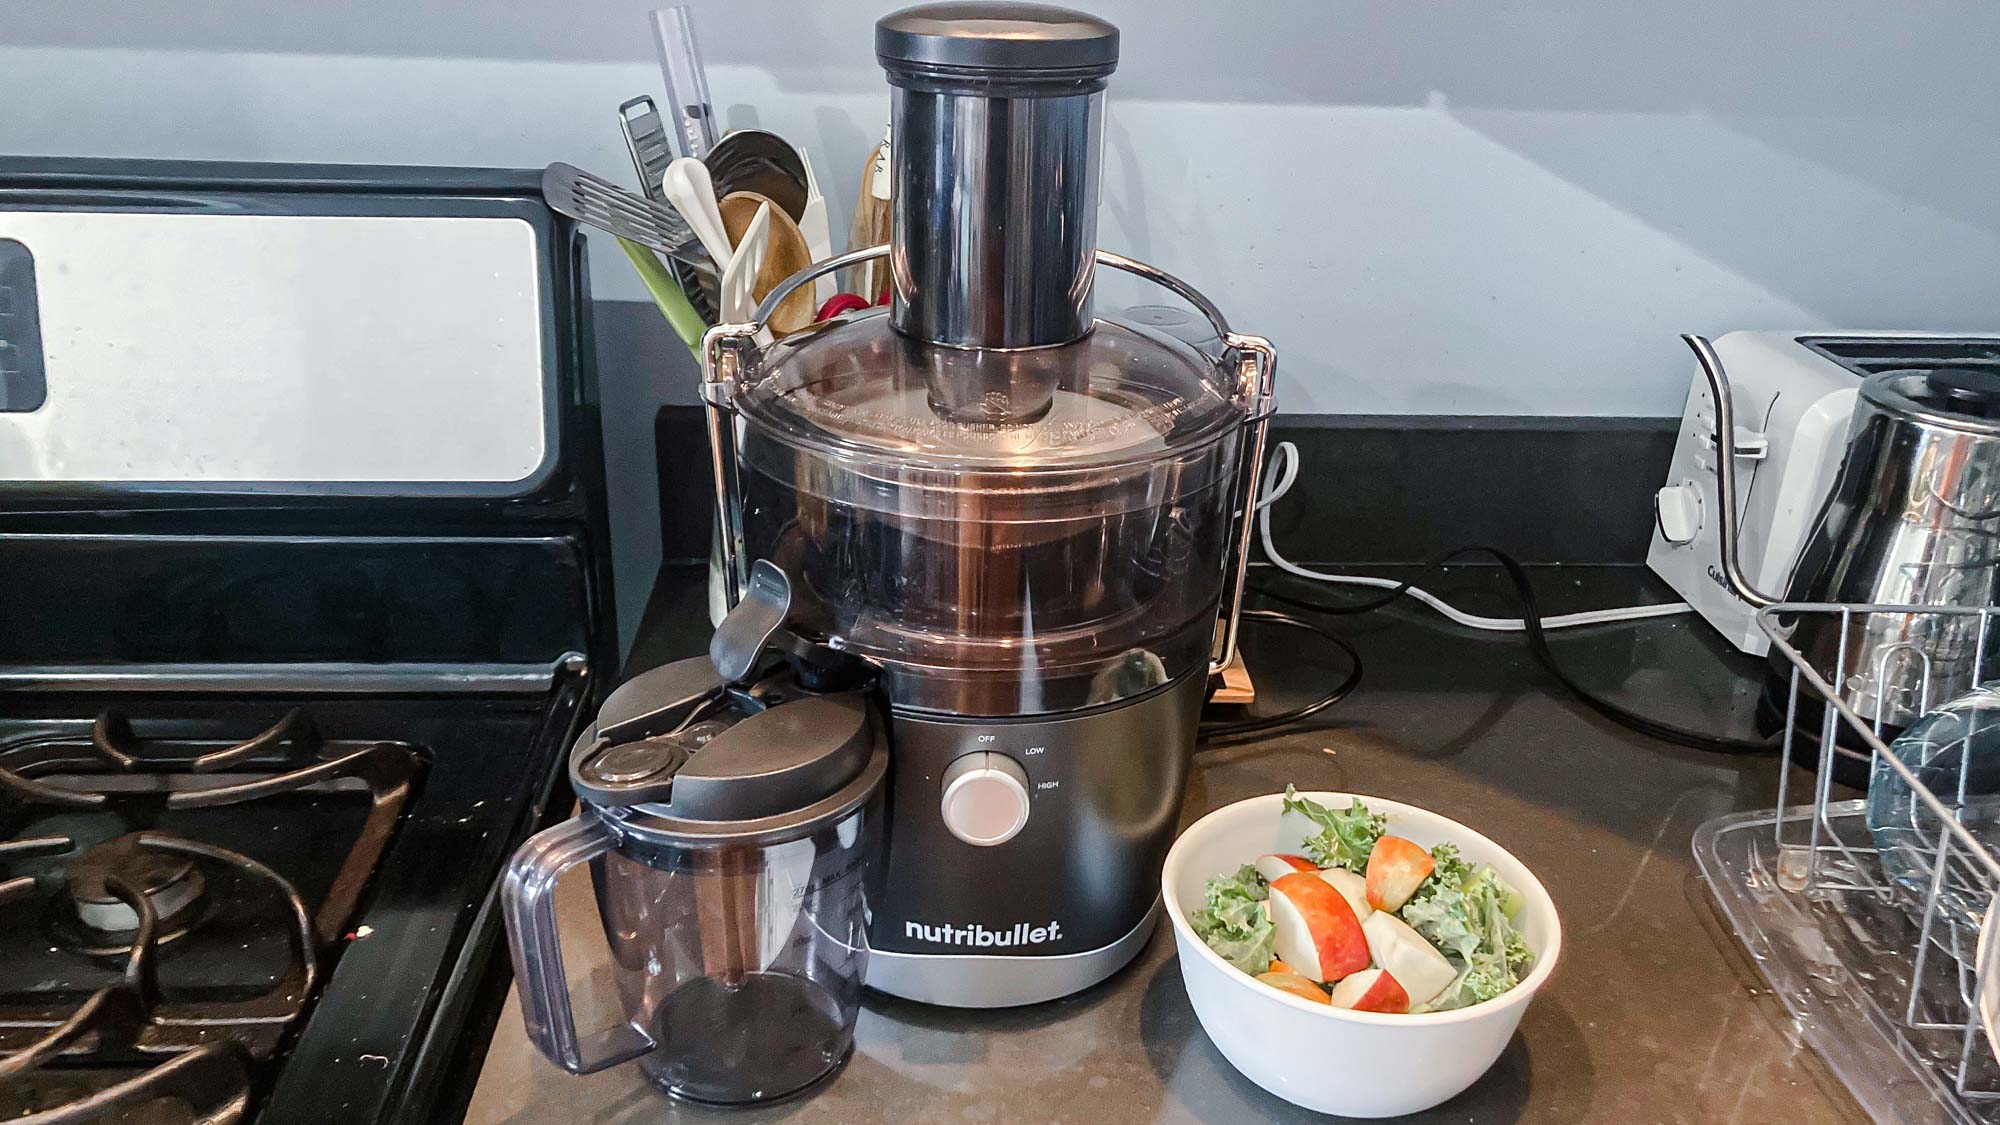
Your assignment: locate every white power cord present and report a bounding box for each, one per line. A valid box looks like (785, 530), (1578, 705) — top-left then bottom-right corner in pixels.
(1253, 440), (1693, 632)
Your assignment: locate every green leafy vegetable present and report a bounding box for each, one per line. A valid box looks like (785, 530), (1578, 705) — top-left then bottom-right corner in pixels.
(1191, 864), (1274, 975)
(1401, 857), (1533, 1011)
(1425, 842), (1474, 889)
(1282, 785), (1385, 871)
(1427, 948), (1518, 1010)
(1196, 786), (1536, 1012)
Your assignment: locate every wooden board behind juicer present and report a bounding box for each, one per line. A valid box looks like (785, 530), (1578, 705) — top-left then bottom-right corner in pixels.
(1209, 650), (1256, 705)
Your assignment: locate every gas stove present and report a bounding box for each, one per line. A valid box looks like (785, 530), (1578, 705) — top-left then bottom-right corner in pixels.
(0, 158), (615, 1123)
(0, 684), (596, 1125)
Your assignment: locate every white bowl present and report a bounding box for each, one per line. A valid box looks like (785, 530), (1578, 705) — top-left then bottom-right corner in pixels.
(1162, 792), (1562, 1118)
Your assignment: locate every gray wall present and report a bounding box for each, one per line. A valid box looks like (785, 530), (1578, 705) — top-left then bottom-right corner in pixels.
(5, 0), (1997, 648)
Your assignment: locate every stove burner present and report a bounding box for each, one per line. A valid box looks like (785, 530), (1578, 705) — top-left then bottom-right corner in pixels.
(0, 706), (425, 1124)
(0, 824), (270, 1120)
(0, 710), (418, 947)
(66, 835), (207, 934)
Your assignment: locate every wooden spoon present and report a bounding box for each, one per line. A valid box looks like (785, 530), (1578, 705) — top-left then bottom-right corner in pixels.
(718, 191), (815, 337)
(844, 140), (893, 301)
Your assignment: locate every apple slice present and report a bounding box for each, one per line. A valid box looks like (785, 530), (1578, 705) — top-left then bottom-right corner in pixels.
(1269, 872), (1371, 983)
(1361, 911), (1457, 1005)
(1256, 971), (1332, 1005)
(1317, 866), (1372, 920)
(1254, 854), (1317, 884)
(1365, 836), (1435, 912)
(1327, 967), (1411, 1014)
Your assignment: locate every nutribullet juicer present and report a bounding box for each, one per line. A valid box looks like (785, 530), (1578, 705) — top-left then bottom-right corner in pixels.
(700, 3), (1276, 1006)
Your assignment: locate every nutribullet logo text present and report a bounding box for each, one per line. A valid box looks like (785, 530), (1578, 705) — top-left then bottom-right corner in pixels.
(904, 920), (1063, 947)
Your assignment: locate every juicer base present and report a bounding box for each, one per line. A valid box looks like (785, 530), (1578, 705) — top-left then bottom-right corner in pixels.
(864, 901), (1159, 1008)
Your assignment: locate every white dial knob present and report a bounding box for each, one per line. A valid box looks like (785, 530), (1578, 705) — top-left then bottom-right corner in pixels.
(1654, 481), (1703, 545)
(939, 752), (1032, 847)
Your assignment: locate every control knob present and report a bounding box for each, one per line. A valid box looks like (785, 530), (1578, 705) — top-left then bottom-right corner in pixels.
(1654, 481), (1704, 545)
(938, 752), (1031, 846)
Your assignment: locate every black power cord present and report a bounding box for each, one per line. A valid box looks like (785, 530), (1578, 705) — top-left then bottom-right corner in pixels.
(1250, 546), (1775, 754)
(1198, 608), (1363, 743)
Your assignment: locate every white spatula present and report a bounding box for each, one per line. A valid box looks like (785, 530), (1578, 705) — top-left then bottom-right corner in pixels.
(662, 156), (735, 271)
(720, 201), (773, 344)
(797, 150), (836, 307)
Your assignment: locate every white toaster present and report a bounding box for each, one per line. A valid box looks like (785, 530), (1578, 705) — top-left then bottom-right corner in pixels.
(1650, 331), (2000, 654)
(1647, 332), (1865, 654)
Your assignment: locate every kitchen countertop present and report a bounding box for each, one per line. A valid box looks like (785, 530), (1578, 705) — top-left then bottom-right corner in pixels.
(463, 563), (1866, 1124)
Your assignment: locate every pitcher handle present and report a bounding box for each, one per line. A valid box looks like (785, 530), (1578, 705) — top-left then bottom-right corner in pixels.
(501, 812), (657, 1073)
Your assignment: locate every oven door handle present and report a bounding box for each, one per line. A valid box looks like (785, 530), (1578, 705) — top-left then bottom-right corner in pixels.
(500, 812), (658, 1074)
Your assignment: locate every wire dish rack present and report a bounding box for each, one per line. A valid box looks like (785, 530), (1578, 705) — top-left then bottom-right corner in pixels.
(1695, 603), (2000, 1124)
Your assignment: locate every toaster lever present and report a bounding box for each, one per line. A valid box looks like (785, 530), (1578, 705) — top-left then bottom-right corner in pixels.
(1698, 418), (1770, 460)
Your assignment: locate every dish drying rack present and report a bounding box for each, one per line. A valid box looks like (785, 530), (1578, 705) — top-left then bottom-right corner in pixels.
(1695, 603), (2000, 1124)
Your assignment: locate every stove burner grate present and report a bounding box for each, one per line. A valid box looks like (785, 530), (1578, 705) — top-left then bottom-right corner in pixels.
(1, 707), (419, 947)
(0, 832), (317, 1124)
(0, 709), (423, 1123)
(0, 708), (322, 810)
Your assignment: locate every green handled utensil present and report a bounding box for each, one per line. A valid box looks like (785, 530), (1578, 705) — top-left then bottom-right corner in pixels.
(618, 237), (706, 354)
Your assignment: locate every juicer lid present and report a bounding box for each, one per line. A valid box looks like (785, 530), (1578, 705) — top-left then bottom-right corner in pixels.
(731, 311), (1249, 472)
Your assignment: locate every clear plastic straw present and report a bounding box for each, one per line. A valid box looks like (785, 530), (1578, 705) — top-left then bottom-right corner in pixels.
(652, 7), (718, 160)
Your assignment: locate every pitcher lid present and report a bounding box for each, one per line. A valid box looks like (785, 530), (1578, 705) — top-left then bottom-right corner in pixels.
(570, 656), (886, 844)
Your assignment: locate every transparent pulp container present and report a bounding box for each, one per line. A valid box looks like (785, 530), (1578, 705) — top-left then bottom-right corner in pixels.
(705, 254), (1277, 716)
(501, 670), (888, 1105)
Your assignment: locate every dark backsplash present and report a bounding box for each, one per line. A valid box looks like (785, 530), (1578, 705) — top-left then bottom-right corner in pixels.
(653, 408), (1676, 566)
(1260, 415), (1677, 564)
